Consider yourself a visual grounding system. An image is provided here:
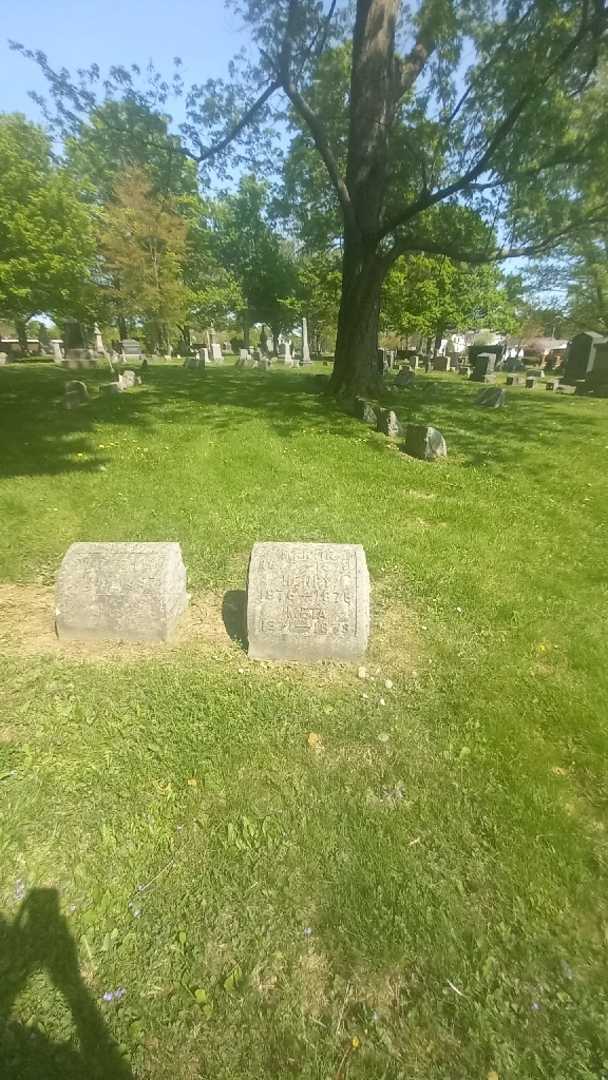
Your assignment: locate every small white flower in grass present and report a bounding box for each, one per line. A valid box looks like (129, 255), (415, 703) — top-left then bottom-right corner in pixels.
(303, 927), (313, 938)
(378, 733), (390, 743)
(379, 698), (386, 706)
(357, 666), (368, 680)
(456, 606), (463, 613)
(384, 679), (393, 690)
(14, 879), (26, 902)
(362, 692), (368, 700)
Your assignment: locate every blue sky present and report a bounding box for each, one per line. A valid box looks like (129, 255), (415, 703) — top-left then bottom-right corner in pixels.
(1, 0), (247, 124)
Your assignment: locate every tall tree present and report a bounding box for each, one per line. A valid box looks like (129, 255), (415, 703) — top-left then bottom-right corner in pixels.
(98, 168), (190, 352)
(14, 0), (608, 390)
(0, 113), (98, 351)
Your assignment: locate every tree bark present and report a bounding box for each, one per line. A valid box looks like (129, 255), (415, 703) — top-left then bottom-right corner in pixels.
(16, 318), (30, 356)
(329, 0), (400, 396)
(330, 237), (386, 395)
(118, 315), (128, 341)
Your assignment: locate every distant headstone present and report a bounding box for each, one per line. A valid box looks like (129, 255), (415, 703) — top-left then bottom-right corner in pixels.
(353, 397), (377, 424)
(557, 383), (576, 395)
(210, 343), (223, 362)
(395, 368), (415, 388)
(100, 382), (122, 396)
(376, 409), (403, 438)
(471, 353), (496, 383)
(506, 374), (526, 387)
(93, 324), (106, 355)
(184, 355), (203, 370)
(118, 369), (141, 389)
(247, 541), (370, 662)
(237, 349), (249, 367)
(0, 353), (7, 366)
(277, 342), (292, 365)
(301, 318), (312, 365)
(257, 357), (272, 369)
(197, 347), (209, 365)
(525, 376), (539, 389)
(51, 340), (64, 363)
(64, 380), (89, 409)
(404, 424), (447, 461)
(545, 378), (561, 391)
(56, 542), (189, 643)
(476, 387), (506, 408)
(121, 338), (143, 359)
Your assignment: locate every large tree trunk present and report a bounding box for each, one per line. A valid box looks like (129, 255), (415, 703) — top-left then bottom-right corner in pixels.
(330, 0), (399, 396)
(330, 236), (386, 395)
(15, 318), (30, 356)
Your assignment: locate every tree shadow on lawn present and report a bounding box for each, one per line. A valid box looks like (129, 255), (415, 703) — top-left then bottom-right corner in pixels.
(0, 363), (601, 480)
(0, 887), (133, 1080)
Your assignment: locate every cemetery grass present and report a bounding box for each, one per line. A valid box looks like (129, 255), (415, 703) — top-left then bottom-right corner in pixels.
(1, 361), (608, 1080)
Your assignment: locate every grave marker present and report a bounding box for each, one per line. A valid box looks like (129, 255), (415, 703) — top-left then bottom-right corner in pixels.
(247, 542), (370, 662)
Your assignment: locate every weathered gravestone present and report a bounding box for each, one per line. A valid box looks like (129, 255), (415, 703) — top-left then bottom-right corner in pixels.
(377, 409), (404, 438)
(557, 383), (576, 395)
(118, 369), (141, 389)
(545, 377), (561, 391)
(353, 397), (378, 424)
(404, 424), (448, 461)
(476, 387), (506, 408)
(0, 353), (7, 366)
(301, 318), (312, 365)
(277, 342), (292, 365)
(64, 380), (89, 410)
(210, 343), (223, 362)
(247, 542), (370, 662)
(184, 355), (204, 370)
(471, 353), (496, 383)
(525, 376), (540, 389)
(121, 338), (143, 360)
(506, 373), (526, 387)
(100, 382), (122, 396)
(395, 368), (415, 388)
(56, 542), (188, 643)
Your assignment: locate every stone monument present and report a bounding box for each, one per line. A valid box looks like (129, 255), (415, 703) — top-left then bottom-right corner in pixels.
(475, 387), (506, 408)
(51, 340), (64, 363)
(247, 542), (370, 662)
(301, 318), (312, 366)
(376, 409), (403, 438)
(210, 343), (223, 362)
(471, 353), (496, 383)
(404, 424), (447, 461)
(56, 542), (189, 643)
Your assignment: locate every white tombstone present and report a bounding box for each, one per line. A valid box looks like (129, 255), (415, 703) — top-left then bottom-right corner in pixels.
(51, 340), (64, 363)
(93, 324), (106, 355)
(56, 542), (189, 643)
(277, 342), (292, 365)
(198, 347), (209, 365)
(210, 343), (223, 363)
(301, 318), (312, 365)
(247, 542), (370, 663)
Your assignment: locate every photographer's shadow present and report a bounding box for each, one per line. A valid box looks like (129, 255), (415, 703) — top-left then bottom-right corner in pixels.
(0, 888), (133, 1079)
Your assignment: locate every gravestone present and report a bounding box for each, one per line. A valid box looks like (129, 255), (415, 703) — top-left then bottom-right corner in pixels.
(377, 409), (403, 438)
(184, 355), (204, 370)
(277, 342), (292, 365)
(121, 338), (143, 360)
(353, 397), (377, 424)
(93, 324), (106, 355)
(118, 369), (141, 389)
(545, 377), (561, 391)
(210, 343), (223, 362)
(525, 376), (539, 389)
(238, 349), (250, 367)
(404, 424), (448, 461)
(0, 353), (7, 366)
(476, 387), (506, 408)
(51, 340), (64, 363)
(395, 368), (415, 388)
(64, 380), (89, 410)
(56, 542), (188, 643)
(506, 374), (526, 387)
(197, 347), (209, 365)
(557, 383), (576, 395)
(247, 541), (370, 662)
(100, 382), (122, 396)
(471, 353), (496, 383)
(301, 318), (312, 365)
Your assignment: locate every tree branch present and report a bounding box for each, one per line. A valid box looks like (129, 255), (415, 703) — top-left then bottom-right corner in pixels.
(378, 4), (603, 241)
(192, 80), (281, 163)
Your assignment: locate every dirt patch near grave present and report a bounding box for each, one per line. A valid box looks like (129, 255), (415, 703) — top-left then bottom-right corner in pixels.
(0, 581), (423, 679)
(0, 583), (242, 660)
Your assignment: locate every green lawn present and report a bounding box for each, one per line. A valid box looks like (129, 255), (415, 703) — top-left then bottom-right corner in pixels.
(1, 359), (607, 1080)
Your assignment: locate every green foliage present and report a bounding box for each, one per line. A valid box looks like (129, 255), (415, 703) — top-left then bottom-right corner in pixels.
(0, 113), (98, 332)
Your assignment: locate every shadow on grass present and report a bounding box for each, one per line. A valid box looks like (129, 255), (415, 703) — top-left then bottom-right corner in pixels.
(0, 362), (602, 479)
(0, 888), (133, 1080)
(222, 589), (248, 648)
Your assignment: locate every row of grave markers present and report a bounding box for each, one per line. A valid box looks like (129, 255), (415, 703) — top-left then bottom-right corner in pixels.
(55, 541), (370, 663)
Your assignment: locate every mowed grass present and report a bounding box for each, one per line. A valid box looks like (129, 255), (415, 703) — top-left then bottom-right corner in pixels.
(0, 359), (607, 1080)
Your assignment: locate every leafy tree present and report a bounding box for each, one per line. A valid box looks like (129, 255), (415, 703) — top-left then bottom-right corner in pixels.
(0, 113), (98, 351)
(382, 253), (520, 344)
(14, 1), (608, 391)
(98, 168), (190, 352)
(214, 176), (298, 346)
